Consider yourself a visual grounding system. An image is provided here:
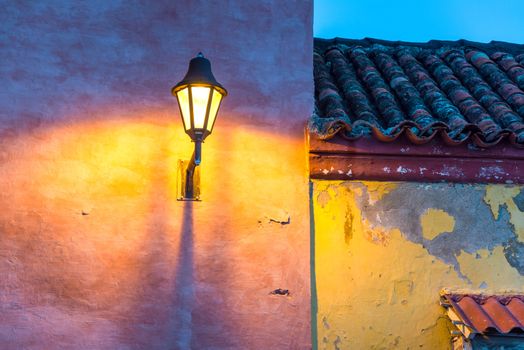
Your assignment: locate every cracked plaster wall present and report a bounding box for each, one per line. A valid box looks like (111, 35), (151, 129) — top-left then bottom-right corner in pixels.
(312, 180), (524, 350)
(0, 1), (312, 349)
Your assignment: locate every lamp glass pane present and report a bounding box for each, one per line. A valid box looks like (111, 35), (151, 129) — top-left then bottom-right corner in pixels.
(190, 86), (211, 129)
(176, 88), (191, 131)
(206, 89), (223, 133)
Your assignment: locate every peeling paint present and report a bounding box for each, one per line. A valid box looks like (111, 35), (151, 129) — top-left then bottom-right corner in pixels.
(337, 182), (517, 278)
(420, 208), (455, 240)
(438, 165), (464, 178)
(503, 239), (524, 275)
(259, 209), (291, 226)
(363, 219), (390, 246)
(317, 190), (332, 208)
(313, 180), (524, 349)
(484, 185), (524, 242)
(514, 189), (524, 211)
(484, 186), (520, 219)
(457, 246), (524, 288)
(479, 166), (507, 180)
(364, 182), (398, 205)
(396, 166), (409, 174)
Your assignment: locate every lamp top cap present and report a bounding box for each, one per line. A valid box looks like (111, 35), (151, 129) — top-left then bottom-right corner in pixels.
(171, 53), (227, 96)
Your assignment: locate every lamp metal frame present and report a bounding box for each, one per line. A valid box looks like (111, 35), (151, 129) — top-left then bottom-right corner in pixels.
(172, 53), (227, 201)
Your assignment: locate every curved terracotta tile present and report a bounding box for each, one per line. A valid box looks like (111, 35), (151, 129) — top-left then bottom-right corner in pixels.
(347, 47), (406, 128)
(397, 49), (470, 139)
(312, 40), (524, 149)
(453, 296), (493, 332)
(325, 49), (382, 129)
(443, 49), (524, 133)
(313, 51), (349, 120)
(372, 50), (436, 131)
(506, 298), (524, 329)
(442, 293), (524, 335)
(481, 297), (521, 333)
(419, 52), (501, 140)
(467, 49), (524, 119)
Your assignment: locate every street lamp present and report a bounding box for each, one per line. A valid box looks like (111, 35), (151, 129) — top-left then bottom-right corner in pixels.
(172, 53), (227, 200)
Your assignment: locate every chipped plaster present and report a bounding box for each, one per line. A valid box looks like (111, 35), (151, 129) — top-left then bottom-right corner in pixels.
(483, 185), (524, 274)
(484, 185), (524, 242)
(312, 180), (524, 349)
(420, 208), (455, 241)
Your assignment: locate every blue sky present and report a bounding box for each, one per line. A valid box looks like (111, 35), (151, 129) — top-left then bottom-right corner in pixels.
(314, 0), (524, 43)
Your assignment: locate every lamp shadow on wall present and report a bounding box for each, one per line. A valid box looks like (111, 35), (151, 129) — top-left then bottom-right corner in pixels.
(183, 123), (239, 348)
(0, 109), (306, 348)
(122, 121), (198, 348)
(0, 111), (243, 347)
(172, 201), (195, 348)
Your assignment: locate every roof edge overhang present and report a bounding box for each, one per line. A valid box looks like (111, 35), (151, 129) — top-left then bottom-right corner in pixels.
(308, 131), (524, 184)
(313, 37), (524, 55)
(440, 289), (524, 340)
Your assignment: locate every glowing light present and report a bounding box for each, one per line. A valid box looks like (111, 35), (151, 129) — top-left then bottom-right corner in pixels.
(190, 86), (211, 130)
(207, 89), (222, 133)
(172, 53), (227, 142)
(176, 87), (191, 131)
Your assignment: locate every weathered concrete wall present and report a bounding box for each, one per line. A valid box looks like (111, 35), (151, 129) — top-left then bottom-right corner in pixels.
(0, 1), (312, 349)
(312, 181), (524, 349)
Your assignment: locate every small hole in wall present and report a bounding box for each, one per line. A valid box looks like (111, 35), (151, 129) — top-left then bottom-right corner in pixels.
(270, 288), (290, 296)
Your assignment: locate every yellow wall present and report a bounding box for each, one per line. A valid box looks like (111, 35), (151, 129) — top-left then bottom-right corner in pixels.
(312, 180), (524, 349)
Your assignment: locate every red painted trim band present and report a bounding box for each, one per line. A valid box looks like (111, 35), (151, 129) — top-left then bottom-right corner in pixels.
(308, 133), (524, 184)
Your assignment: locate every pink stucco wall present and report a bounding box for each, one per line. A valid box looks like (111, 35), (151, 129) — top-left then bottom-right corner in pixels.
(0, 1), (313, 348)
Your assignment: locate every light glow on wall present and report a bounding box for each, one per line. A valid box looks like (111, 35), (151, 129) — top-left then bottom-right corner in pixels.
(0, 109), (309, 346)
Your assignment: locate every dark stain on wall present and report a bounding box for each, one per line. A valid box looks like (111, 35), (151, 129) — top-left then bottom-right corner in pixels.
(504, 239), (524, 275)
(514, 189), (524, 212)
(344, 208), (353, 245)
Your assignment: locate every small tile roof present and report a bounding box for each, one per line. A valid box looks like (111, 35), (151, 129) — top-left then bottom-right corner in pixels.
(441, 290), (524, 336)
(312, 38), (524, 148)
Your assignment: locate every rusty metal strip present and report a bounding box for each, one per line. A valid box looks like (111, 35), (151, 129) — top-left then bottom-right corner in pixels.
(309, 134), (524, 160)
(308, 133), (524, 184)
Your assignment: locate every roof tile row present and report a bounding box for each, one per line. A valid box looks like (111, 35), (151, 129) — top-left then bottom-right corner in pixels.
(442, 291), (524, 335)
(312, 38), (524, 148)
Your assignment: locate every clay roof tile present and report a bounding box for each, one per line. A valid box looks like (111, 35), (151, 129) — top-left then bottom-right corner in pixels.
(442, 291), (524, 336)
(312, 38), (524, 148)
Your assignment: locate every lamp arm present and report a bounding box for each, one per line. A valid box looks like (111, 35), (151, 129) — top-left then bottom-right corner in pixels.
(184, 140), (202, 198)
